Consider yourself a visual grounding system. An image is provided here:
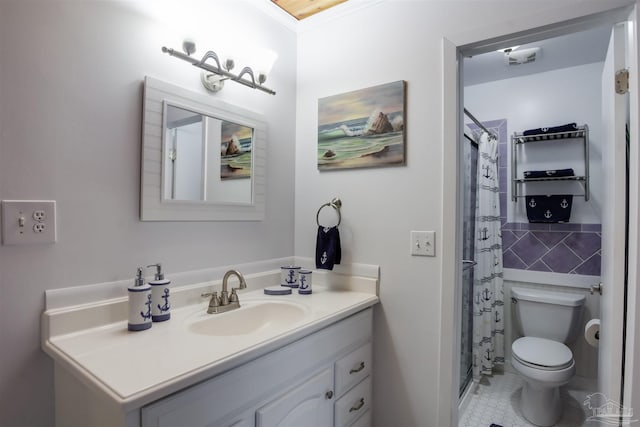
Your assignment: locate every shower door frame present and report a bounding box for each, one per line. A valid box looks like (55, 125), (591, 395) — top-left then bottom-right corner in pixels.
(438, 3), (640, 427)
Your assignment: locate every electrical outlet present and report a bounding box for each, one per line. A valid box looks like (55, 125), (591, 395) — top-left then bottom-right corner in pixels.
(410, 230), (436, 257)
(1, 200), (56, 245)
(33, 210), (46, 222)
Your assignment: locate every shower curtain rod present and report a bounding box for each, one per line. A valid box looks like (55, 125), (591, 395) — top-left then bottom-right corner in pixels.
(464, 108), (497, 139)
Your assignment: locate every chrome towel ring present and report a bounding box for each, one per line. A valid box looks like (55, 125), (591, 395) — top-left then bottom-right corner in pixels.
(316, 198), (342, 227)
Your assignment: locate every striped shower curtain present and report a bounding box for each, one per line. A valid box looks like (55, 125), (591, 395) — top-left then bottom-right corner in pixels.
(472, 131), (505, 380)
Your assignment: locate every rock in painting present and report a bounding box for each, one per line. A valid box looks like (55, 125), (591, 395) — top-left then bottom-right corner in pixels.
(365, 111), (394, 135)
(323, 149), (336, 158)
(225, 134), (241, 155)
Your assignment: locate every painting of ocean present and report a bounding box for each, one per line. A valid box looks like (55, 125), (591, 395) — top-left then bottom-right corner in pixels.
(317, 80), (406, 171)
(221, 121), (253, 180)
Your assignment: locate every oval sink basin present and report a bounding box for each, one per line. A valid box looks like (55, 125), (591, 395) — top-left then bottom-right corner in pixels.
(187, 300), (308, 336)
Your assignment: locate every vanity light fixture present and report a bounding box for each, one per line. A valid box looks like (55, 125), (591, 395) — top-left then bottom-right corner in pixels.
(161, 41), (276, 95)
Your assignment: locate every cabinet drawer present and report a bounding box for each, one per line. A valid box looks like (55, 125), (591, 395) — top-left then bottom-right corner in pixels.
(334, 377), (371, 427)
(350, 409), (371, 427)
(335, 342), (371, 396)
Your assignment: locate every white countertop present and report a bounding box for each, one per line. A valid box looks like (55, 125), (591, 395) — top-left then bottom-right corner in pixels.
(43, 281), (378, 411)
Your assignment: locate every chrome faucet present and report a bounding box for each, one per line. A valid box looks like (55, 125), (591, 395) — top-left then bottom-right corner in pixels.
(202, 269), (247, 314)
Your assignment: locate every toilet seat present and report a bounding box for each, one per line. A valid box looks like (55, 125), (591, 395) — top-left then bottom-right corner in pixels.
(512, 337), (573, 370)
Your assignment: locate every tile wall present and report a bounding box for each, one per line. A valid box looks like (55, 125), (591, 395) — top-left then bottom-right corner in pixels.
(468, 119), (601, 276)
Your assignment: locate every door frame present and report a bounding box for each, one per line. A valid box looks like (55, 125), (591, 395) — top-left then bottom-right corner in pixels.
(439, 2), (640, 426)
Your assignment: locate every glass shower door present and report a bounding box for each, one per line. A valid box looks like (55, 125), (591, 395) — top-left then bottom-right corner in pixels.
(459, 137), (477, 397)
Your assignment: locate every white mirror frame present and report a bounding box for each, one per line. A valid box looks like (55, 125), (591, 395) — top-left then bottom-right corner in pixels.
(141, 76), (266, 221)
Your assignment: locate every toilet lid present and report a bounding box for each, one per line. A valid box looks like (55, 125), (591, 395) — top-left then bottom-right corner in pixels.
(512, 337), (573, 369)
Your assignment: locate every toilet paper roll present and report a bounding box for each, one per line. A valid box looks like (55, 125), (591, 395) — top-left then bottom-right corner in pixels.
(585, 319), (600, 348)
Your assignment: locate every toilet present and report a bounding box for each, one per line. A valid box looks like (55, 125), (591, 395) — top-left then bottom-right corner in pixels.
(510, 287), (585, 426)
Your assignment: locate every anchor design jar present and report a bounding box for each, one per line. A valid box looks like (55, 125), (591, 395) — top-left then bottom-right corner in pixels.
(280, 266), (301, 288)
(298, 269), (312, 294)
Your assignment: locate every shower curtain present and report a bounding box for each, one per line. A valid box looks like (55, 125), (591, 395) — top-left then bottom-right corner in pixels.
(472, 131), (504, 380)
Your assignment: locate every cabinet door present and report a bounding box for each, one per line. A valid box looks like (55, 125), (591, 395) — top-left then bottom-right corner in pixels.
(256, 368), (333, 427)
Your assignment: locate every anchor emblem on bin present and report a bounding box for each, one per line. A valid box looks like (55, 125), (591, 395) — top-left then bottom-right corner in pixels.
(560, 199), (569, 209)
(285, 270), (296, 286)
(529, 198), (537, 208)
(544, 210), (553, 219)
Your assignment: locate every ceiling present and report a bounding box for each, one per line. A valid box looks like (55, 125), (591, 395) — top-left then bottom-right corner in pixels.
(464, 25), (612, 86)
(260, 1), (612, 82)
(271, 0), (348, 20)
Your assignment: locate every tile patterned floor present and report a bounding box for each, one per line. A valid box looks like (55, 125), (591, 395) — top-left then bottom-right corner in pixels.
(459, 372), (593, 427)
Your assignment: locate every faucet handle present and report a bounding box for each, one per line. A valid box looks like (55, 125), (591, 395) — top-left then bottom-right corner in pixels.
(230, 288), (239, 303)
(201, 291), (220, 307)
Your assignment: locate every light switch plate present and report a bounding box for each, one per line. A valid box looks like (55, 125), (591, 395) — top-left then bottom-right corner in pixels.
(1, 200), (57, 245)
(410, 230), (436, 257)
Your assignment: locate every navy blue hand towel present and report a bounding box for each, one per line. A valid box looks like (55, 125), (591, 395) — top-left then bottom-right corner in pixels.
(316, 226), (341, 270)
(524, 168), (575, 178)
(525, 195), (573, 223)
(523, 122), (578, 136)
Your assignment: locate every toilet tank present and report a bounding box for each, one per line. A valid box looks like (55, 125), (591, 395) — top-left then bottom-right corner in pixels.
(511, 287), (585, 343)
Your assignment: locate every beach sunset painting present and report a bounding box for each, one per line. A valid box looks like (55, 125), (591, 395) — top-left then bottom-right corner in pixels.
(221, 120), (253, 180)
(318, 80), (406, 171)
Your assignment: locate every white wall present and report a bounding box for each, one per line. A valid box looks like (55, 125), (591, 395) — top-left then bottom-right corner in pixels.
(465, 62), (605, 224)
(294, 1), (632, 426)
(1, 0), (636, 426)
(0, 2), (297, 426)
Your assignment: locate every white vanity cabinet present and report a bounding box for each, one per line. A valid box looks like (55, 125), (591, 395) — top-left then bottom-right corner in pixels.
(140, 308), (373, 427)
(255, 368), (333, 427)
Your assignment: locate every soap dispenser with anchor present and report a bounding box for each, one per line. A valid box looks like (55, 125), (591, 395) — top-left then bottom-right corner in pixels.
(127, 267), (152, 331)
(148, 263), (171, 322)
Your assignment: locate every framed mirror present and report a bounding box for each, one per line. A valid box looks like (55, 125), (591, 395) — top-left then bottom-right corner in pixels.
(141, 77), (266, 221)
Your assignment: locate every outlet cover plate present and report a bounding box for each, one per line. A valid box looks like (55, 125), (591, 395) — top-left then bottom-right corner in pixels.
(1, 200), (56, 245)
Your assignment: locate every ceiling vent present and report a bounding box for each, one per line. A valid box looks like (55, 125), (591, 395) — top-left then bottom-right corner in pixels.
(504, 47), (541, 66)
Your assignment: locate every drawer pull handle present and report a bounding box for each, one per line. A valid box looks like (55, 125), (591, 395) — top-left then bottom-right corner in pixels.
(349, 362), (365, 374)
(349, 398), (365, 412)
(325, 390), (334, 400)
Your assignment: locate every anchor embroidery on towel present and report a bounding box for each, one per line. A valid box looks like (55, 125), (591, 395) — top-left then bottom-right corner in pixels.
(544, 210), (553, 219)
(560, 199), (569, 208)
(321, 251), (328, 265)
(529, 198), (537, 208)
